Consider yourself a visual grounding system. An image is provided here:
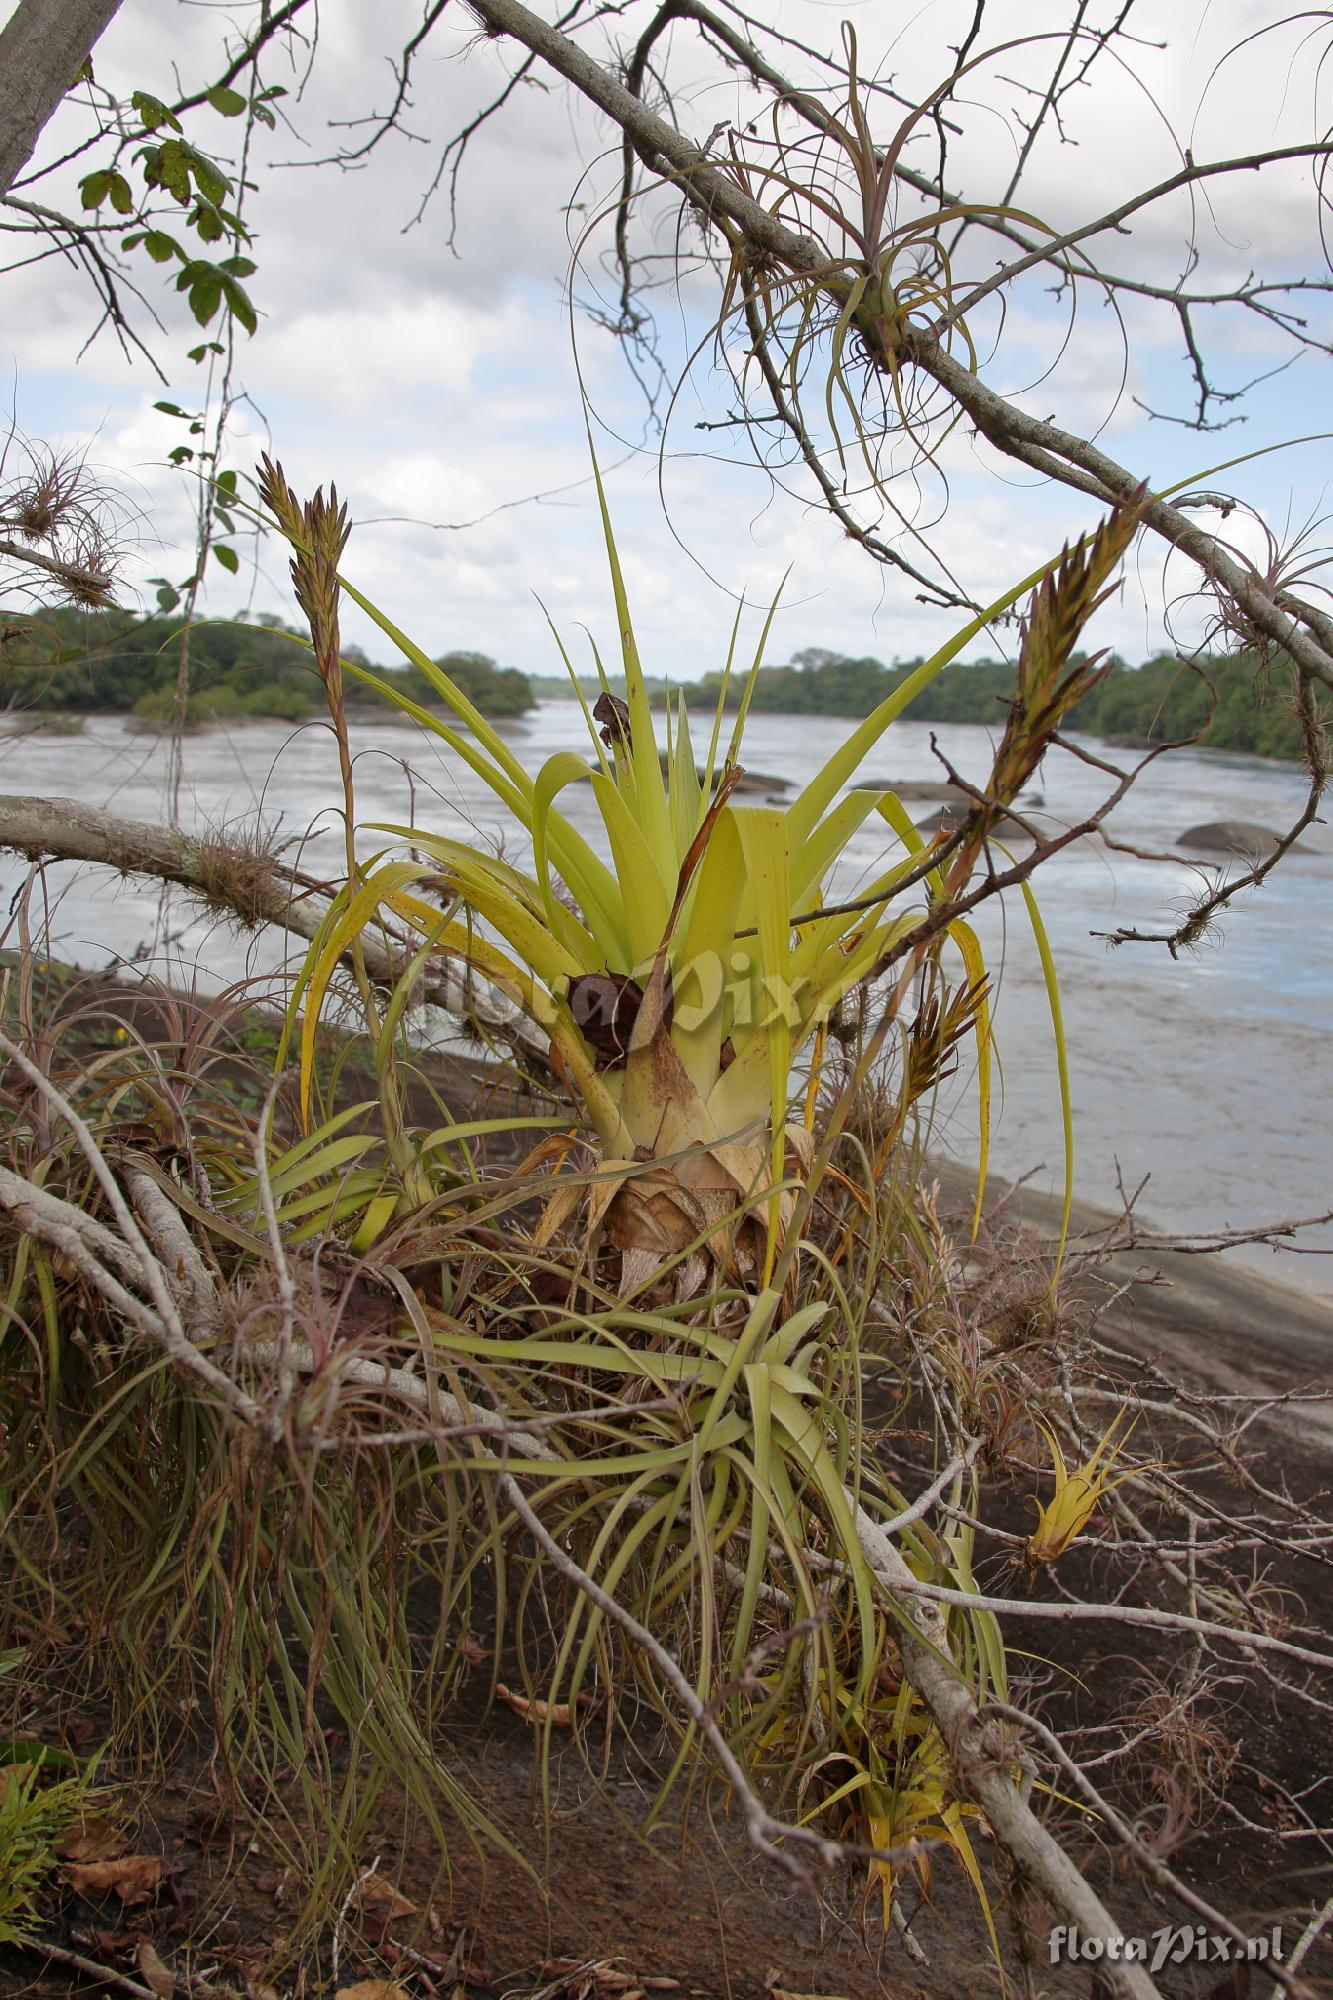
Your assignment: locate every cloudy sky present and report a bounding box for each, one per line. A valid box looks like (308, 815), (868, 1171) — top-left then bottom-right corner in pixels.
(4, 0), (1330, 679)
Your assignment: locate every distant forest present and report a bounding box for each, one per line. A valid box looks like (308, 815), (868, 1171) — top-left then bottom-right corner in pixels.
(674, 646), (1307, 760)
(2, 611), (536, 724)
(1, 613), (1307, 760)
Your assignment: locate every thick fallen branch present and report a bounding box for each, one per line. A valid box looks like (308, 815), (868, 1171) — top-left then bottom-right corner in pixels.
(850, 1509), (1161, 2000)
(0, 790), (540, 1054)
(983, 1700), (1320, 2000)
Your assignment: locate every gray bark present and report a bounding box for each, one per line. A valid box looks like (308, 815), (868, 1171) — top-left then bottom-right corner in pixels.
(0, 0), (125, 199)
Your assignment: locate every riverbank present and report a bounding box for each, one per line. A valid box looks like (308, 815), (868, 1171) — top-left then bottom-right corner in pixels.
(5, 642), (1311, 762)
(528, 645), (1310, 762)
(934, 1156), (1333, 1441)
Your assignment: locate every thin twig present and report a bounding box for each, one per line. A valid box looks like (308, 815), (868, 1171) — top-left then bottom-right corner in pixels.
(19, 1940), (158, 2000)
(898, 1578), (1333, 1673)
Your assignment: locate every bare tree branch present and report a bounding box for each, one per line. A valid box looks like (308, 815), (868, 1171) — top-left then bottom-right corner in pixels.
(455, 0), (1333, 706)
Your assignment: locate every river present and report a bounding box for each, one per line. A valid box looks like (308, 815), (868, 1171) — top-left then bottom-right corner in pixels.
(3, 703), (1328, 1299)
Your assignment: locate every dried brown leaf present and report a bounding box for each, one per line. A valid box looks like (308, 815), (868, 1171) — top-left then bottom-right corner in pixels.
(136, 1938), (175, 1998)
(494, 1683), (574, 1727)
(358, 1874), (418, 1920)
(63, 1853), (162, 1904)
(59, 1815), (127, 1862)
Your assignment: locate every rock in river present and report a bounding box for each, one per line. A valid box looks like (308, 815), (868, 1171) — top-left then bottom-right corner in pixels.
(850, 777), (972, 802)
(1178, 820), (1289, 857)
(915, 804), (1035, 840)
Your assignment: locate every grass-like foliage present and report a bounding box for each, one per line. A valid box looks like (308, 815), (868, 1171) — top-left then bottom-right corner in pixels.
(0, 1646), (89, 1950)
(0, 1757), (87, 1948)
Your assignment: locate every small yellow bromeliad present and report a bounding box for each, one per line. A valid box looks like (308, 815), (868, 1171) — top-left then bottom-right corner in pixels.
(1027, 1408), (1140, 1567)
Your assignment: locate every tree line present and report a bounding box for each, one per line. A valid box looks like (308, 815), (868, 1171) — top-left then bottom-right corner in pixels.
(681, 646), (1307, 760)
(2, 612), (1307, 759)
(2, 609), (536, 723)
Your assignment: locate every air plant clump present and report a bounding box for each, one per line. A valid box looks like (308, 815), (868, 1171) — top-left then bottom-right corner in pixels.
(0, 430), (121, 610)
(0, 458), (1196, 1973)
(194, 819), (288, 931)
(0, 791), (1292, 1980)
(1026, 1408), (1138, 1567)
